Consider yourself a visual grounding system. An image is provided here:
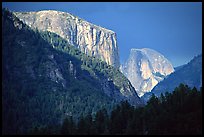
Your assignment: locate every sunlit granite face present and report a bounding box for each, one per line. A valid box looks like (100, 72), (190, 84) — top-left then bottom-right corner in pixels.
(14, 10), (120, 68)
(121, 48), (174, 97)
(12, 10), (142, 106)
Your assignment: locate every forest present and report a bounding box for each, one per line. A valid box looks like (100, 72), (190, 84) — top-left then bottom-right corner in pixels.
(30, 84), (202, 135)
(2, 8), (131, 134)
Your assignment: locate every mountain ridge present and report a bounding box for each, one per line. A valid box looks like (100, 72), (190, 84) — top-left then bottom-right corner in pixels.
(142, 54), (202, 102)
(15, 10), (115, 33)
(120, 48), (174, 97)
(2, 8), (142, 134)
(13, 9), (120, 68)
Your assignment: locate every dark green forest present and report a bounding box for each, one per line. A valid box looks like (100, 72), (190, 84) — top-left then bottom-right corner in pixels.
(2, 8), (116, 134)
(2, 8), (141, 134)
(31, 84), (202, 135)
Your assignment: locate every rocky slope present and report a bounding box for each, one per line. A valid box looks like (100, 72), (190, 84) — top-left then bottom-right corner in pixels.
(120, 48), (174, 97)
(12, 9), (141, 105)
(13, 10), (120, 68)
(2, 9), (142, 134)
(142, 54), (202, 102)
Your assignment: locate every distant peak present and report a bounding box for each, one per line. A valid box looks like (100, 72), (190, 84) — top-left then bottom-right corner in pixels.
(130, 48), (154, 52)
(141, 48), (157, 52)
(131, 48), (140, 51)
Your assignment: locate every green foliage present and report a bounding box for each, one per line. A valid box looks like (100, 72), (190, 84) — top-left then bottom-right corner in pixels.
(2, 9), (117, 135)
(60, 116), (76, 135)
(39, 30), (130, 90)
(40, 84), (201, 135)
(143, 83), (202, 135)
(94, 108), (109, 134)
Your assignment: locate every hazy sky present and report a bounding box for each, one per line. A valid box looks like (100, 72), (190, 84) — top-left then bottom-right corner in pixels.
(2, 2), (202, 67)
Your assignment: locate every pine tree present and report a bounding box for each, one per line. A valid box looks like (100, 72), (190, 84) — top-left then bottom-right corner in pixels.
(60, 118), (69, 135)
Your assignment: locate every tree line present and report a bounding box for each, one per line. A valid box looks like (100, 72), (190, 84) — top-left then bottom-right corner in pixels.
(30, 83), (202, 135)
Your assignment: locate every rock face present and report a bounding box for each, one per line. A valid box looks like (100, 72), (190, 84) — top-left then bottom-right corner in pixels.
(120, 48), (174, 97)
(5, 9), (142, 106)
(142, 54), (202, 102)
(99, 74), (143, 106)
(12, 10), (143, 105)
(2, 9), (144, 134)
(14, 10), (120, 68)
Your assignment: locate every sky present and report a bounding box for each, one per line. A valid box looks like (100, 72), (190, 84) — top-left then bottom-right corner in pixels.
(2, 2), (202, 67)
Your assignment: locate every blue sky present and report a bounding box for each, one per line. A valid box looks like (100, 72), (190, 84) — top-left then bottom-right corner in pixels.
(2, 2), (202, 67)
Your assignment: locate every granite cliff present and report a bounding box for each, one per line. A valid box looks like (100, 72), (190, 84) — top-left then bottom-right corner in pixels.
(120, 48), (174, 97)
(14, 10), (120, 68)
(142, 54), (202, 102)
